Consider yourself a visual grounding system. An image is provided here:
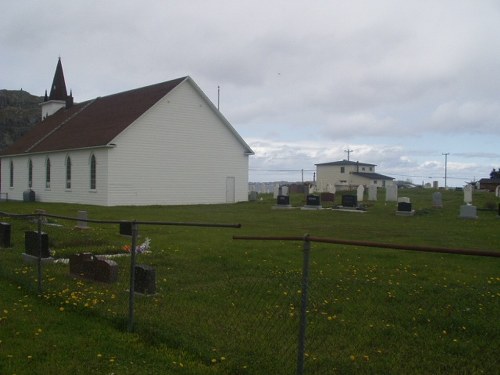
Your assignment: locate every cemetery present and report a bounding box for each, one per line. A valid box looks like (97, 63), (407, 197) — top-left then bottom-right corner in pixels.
(0, 187), (499, 375)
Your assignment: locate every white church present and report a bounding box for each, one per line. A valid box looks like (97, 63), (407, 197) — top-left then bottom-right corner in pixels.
(0, 59), (254, 206)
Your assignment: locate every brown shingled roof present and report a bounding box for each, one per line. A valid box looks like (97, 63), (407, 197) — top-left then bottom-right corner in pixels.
(1, 77), (186, 156)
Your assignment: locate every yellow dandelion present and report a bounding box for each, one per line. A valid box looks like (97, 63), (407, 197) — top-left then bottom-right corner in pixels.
(350, 355), (356, 361)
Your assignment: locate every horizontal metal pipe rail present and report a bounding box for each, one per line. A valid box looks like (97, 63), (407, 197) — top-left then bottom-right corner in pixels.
(0, 210), (241, 228)
(233, 235), (500, 258)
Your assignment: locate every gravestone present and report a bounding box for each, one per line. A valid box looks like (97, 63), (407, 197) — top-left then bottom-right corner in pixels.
(463, 184), (473, 204)
(134, 264), (156, 295)
(273, 184), (280, 199)
(69, 253), (118, 283)
(301, 194), (322, 210)
(93, 257), (118, 283)
(249, 191), (258, 201)
(398, 197), (410, 203)
(0, 222), (11, 248)
(306, 194), (320, 206)
(33, 209), (48, 224)
(281, 186), (289, 196)
(276, 195), (290, 206)
(24, 231), (50, 258)
(320, 192), (335, 204)
(459, 204), (478, 219)
(432, 192), (443, 208)
(396, 201), (415, 216)
(496, 186), (500, 198)
(357, 185), (365, 202)
(76, 210), (89, 229)
(342, 194), (357, 208)
(397, 202), (412, 212)
(386, 184), (398, 202)
(119, 222), (133, 236)
(368, 185), (377, 201)
(498, 203), (500, 217)
(69, 253), (95, 278)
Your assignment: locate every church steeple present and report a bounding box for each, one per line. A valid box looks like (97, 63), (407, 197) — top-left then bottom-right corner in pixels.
(48, 57), (68, 101)
(41, 58), (73, 119)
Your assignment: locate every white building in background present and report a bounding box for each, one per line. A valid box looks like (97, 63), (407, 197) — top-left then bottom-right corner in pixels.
(316, 160), (394, 191)
(0, 59), (254, 206)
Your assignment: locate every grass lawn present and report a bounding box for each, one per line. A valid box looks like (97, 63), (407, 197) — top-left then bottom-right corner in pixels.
(0, 188), (499, 374)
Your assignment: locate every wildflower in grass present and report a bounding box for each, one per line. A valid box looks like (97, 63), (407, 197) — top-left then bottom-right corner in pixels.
(123, 237), (151, 254)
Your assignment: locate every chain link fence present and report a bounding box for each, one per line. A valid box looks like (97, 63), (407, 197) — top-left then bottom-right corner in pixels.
(1, 210), (499, 374)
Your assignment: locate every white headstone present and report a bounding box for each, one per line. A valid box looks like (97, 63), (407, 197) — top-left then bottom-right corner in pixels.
(432, 192), (443, 208)
(386, 184), (398, 202)
(273, 184), (280, 198)
(463, 184), (473, 204)
(496, 185), (500, 198)
(309, 184), (316, 194)
(368, 184), (377, 201)
(281, 186), (289, 196)
(76, 211), (88, 229)
(357, 185), (364, 202)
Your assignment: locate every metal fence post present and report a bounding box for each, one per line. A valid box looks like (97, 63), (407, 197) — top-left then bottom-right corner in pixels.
(128, 221), (138, 332)
(297, 234), (311, 375)
(37, 214), (43, 294)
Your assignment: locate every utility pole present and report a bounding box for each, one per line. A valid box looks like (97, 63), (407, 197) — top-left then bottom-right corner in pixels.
(344, 148), (353, 161)
(217, 85), (220, 110)
(442, 153), (449, 189)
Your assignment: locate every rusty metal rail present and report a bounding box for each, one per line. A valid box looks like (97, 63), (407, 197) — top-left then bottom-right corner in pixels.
(233, 235), (500, 257)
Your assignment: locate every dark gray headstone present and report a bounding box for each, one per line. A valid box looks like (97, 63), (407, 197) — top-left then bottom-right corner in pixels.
(25, 231), (50, 258)
(93, 258), (118, 283)
(119, 222), (132, 236)
(69, 253), (118, 283)
(306, 194), (321, 206)
(0, 222), (11, 248)
(69, 253), (95, 278)
(397, 202), (412, 212)
(342, 195), (357, 207)
(134, 265), (156, 294)
(277, 195), (290, 205)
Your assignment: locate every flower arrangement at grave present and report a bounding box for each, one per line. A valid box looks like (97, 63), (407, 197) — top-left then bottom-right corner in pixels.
(122, 237), (151, 254)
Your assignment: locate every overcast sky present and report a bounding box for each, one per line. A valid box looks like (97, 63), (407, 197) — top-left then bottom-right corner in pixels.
(2, 0), (500, 186)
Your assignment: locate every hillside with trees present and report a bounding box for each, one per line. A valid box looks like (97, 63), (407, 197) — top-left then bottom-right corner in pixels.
(0, 89), (42, 151)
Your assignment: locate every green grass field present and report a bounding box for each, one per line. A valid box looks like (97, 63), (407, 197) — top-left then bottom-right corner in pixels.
(0, 188), (499, 374)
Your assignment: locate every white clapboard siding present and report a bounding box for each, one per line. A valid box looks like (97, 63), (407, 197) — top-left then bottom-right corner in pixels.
(1, 149), (109, 205)
(106, 79), (249, 206)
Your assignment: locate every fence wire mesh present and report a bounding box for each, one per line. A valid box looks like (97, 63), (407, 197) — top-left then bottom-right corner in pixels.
(1, 211), (499, 374)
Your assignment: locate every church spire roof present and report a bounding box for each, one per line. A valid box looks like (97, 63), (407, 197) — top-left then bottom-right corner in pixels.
(48, 57), (68, 101)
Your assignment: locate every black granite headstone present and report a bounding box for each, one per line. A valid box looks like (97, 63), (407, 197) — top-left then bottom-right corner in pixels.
(134, 264), (156, 294)
(306, 194), (320, 206)
(397, 202), (412, 212)
(24, 231), (50, 257)
(119, 222), (132, 236)
(0, 222), (11, 248)
(277, 195), (290, 205)
(342, 195), (357, 207)
(498, 203), (500, 216)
